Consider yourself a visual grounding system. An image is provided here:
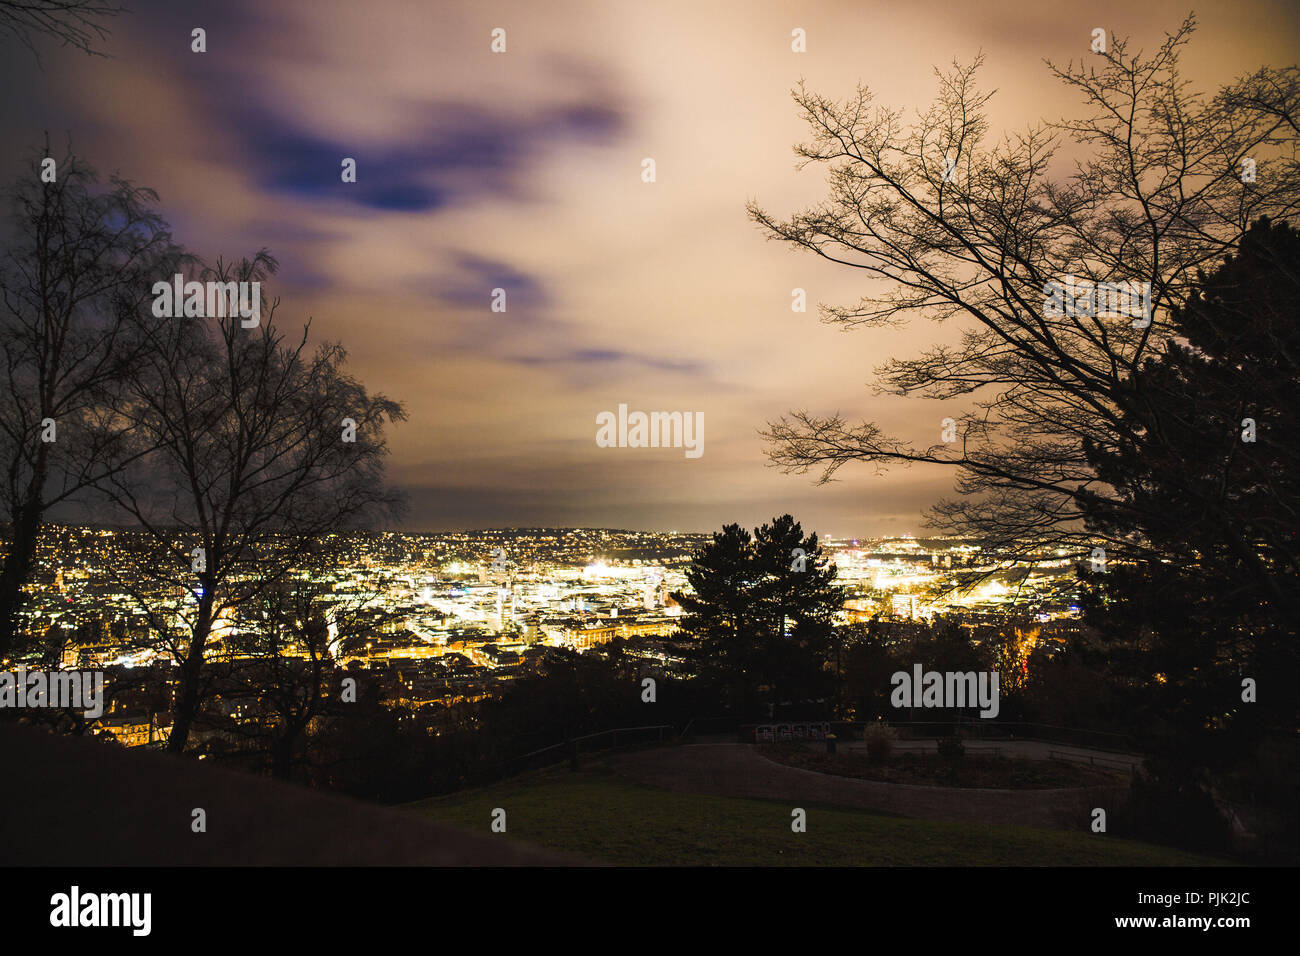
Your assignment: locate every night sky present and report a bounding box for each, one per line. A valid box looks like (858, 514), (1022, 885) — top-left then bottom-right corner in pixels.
(4, 0), (1296, 534)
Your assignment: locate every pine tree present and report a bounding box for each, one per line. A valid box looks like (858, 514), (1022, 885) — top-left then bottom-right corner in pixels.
(676, 515), (844, 717)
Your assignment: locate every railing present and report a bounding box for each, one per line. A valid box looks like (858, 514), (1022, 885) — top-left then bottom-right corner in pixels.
(492, 724), (674, 777)
(1047, 748), (1140, 770)
(679, 714), (743, 737)
(489, 716), (1143, 779)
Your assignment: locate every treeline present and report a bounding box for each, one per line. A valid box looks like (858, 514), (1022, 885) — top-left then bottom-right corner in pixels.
(744, 24), (1299, 860)
(0, 147), (405, 759)
(670, 500), (1296, 857)
(185, 642), (699, 805)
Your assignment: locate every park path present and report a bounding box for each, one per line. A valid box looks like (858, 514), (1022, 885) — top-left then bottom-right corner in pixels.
(608, 743), (1130, 831)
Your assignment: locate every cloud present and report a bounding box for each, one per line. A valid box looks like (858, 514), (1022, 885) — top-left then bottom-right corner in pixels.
(431, 252), (549, 310)
(504, 349), (708, 375)
(9, 0), (1294, 536)
(194, 92), (625, 213)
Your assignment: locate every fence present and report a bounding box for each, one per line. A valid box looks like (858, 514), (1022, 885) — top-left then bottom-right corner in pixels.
(488, 714), (1144, 778)
(1047, 748), (1138, 770)
(674, 714), (1139, 755)
(493, 724), (673, 777)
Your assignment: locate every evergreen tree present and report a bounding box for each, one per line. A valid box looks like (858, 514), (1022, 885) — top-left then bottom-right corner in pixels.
(677, 515), (844, 717)
(1081, 217), (1300, 749)
(1079, 218), (1300, 853)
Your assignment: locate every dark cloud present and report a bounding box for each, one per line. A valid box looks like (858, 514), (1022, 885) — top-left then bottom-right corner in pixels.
(433, 252), (549, 310)
(188, 92), (625, 213)
(504, 349), (708, 375)
(20, 0), (630, 215)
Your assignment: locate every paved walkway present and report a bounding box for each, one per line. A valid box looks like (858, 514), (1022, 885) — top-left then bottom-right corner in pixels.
(609, 743), (1130, 831)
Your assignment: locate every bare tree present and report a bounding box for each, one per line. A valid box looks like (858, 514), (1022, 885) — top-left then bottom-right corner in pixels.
(0, 146), (182, 659)
(99, 255), (406, 753)
(0, 0), (125, 59)
(219, 541), (391, 780)
(750, 16), (1299, 567)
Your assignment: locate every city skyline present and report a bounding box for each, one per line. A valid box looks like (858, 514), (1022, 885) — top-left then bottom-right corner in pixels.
(19, 520), (1078, 751)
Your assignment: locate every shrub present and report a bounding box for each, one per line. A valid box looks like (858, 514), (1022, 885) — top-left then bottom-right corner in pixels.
(863, 722), (898, 764)
(937, 734), (965, 761)
(1118, 766), (1231, 855)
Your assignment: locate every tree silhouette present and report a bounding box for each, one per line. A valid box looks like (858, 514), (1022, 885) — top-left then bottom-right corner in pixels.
(218, 540), (390, 780)
(751, 17), (1299, 570)
(1083, 217), (1300, 613)
(99, 255), (406, 753)
(1080, 217), (1300, 774)
(676, 514), (843, 717)
(0, 0), (124, 59)
(676, 522), (754, 665)
(0, 147), (184, 659)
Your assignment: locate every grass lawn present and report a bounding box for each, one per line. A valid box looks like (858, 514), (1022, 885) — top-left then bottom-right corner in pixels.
(405, 762), (1230, 866)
